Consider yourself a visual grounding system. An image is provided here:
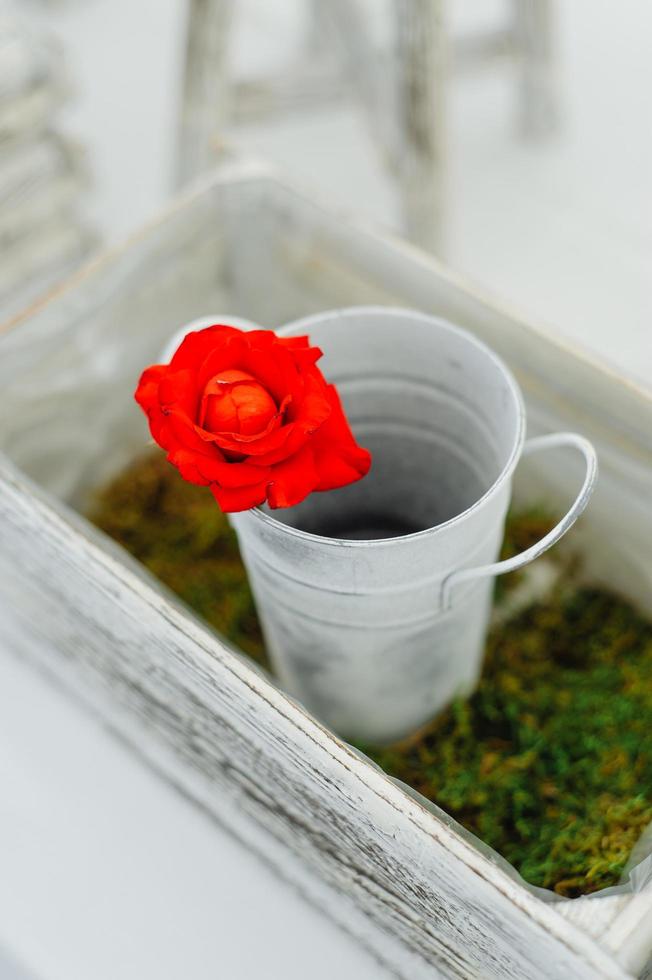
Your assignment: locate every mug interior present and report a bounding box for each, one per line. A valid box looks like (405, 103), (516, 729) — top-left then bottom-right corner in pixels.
(262, 308), (524, 541)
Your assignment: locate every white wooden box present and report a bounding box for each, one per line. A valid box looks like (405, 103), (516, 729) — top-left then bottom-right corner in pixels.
(1, 162), (651, 979)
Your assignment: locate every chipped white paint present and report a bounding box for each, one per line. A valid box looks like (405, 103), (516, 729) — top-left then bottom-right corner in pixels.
(0, 164), (651, 978)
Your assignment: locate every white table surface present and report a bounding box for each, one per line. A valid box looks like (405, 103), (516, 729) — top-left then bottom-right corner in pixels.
(0, 648), (391, 980)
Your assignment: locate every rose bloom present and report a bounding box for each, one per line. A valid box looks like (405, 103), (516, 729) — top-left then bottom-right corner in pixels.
(135, 324), (371, 512)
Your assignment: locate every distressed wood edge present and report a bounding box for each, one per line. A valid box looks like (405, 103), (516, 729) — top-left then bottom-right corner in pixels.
(0, 449), (635, 980)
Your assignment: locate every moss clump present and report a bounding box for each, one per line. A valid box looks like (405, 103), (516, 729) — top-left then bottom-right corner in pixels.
(90, 451), (652, 896)
(367, 588), (652, 896)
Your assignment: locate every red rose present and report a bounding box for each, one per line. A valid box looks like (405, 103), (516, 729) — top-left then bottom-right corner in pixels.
(135, 324), (371, 513)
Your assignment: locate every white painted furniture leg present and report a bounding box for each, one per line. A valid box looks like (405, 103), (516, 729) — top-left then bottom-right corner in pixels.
(304, 0), (329, 54)
(391, 0), (446, 253)
(323, 0), (387, 142)
(177, 0), (233, 187)
(513, 0), (559, 138)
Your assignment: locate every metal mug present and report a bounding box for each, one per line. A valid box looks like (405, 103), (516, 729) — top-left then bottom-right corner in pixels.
(163, 308), (597, 744)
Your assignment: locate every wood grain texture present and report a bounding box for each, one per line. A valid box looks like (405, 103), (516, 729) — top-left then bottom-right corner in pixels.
(1, 165), (651, 977)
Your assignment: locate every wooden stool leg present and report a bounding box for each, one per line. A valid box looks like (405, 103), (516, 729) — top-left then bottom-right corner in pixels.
(392, 0), (446, 253)
(304, 0), (329, 54)
(177, 0), (234, 187)
(513, 0), (559, 139)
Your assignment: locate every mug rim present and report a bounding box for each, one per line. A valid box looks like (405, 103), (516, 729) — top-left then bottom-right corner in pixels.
(245, 306), (526, 548)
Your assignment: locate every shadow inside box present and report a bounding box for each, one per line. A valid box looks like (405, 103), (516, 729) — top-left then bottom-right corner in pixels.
(89, 449), (652, 899)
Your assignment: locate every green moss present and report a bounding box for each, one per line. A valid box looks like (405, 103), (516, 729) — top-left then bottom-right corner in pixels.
(90, 452), (652, 897)
(367, 588), (652, 896)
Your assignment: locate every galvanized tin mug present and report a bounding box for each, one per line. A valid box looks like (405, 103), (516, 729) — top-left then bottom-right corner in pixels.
(163, 308), (597, 745)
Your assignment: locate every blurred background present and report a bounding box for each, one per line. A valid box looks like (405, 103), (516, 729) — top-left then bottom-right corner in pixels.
(4, 0), (650, 388)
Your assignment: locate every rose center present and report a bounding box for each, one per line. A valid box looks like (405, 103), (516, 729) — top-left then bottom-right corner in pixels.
(201, 368), (278, 436)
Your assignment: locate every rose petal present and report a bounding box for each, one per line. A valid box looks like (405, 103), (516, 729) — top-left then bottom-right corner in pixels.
(310, 383), (371, 490)
(276, 334), (311, 349)
(134, 364), (166, 413)
(250, 378), (330, 465)
(158, 368), (200, 417)
(166, 448), (210, 486)
(244, 329), (276, 347)
(193, 414), (295, 456)
(168, 447), (271, 488)
(288, 368), (331, 430)
(210, 481), (269, 513)
(170, 324), (241, 371)
(289, 346), (323, 370)
(313, 442), (371, 491)
(196, 334), (249, 391)
(193, 409), (283, 445)
(239, 342), (302, 405)
(165, 408), (220, 455)
(312, 383), (359, 446)
(147, 411), (175, 451)
(267, 445), (320, 509)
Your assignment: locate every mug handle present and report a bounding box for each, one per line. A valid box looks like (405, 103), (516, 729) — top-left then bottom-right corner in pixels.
(440, 432), (598, 612)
